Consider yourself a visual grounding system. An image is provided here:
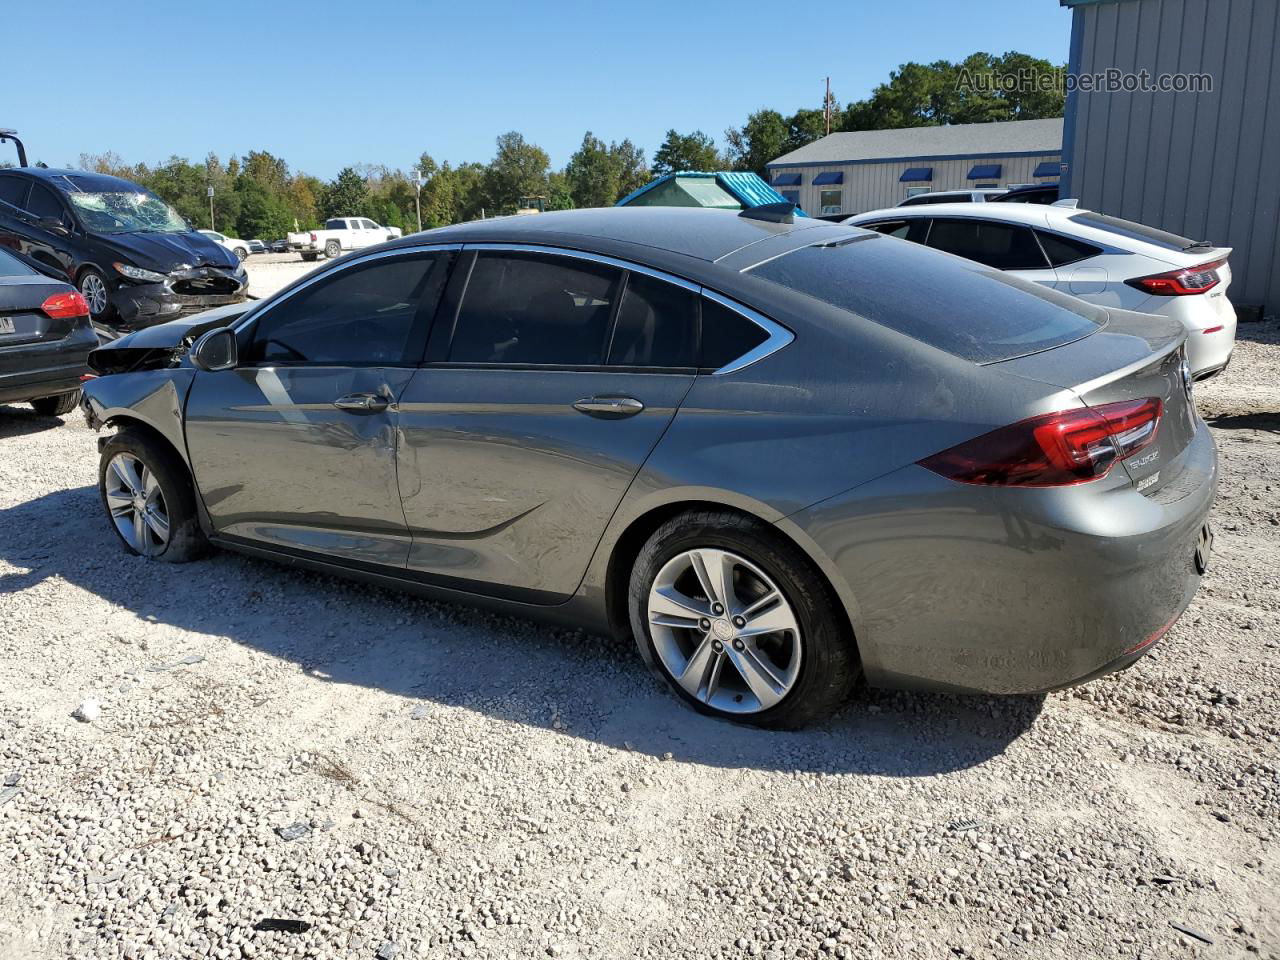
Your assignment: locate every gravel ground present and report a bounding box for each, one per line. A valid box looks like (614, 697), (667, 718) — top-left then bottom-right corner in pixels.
(244, 253), (324, 300)
(0, 321), (1277, 960)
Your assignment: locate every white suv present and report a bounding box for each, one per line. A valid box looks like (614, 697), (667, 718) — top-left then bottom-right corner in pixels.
(844, 203), (1237, 379)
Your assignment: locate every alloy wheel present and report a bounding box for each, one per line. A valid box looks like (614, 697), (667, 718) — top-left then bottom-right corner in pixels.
(80, 272), (108, 316)
(104, 453), (170, 556)
(647, 548), (802, 714)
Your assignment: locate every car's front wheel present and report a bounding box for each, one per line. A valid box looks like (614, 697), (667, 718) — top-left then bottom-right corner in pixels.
(324, 240), (341, 259)
(98, 429), (207, 563)
(628, 510), (859, 729)
(78, 267), (113, 324)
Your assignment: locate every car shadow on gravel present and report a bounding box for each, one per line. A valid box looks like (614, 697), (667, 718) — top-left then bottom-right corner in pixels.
(0, 405), (72, 439)
(1205, 411), (1280, 434)
(0, 485), (1044, 777)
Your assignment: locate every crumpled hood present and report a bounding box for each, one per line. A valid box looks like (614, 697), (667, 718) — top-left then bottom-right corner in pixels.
(90, 302), (253, 365)
(98, 230), (240, 271)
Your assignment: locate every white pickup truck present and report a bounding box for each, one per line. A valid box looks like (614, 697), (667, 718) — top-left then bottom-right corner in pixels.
(288, 217), (403, 261)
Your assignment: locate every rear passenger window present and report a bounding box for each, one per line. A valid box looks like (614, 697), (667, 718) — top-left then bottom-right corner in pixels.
(0, 177), (29, 208)
(927, 219), (1048, 270)
(607, 273), (697, 368)
(247, 253), (450, 365)
(865, 220), (911, 239)
(451, 252), (621, 365)
(1035, 230), (1102, 267)
(701, 298), (768, 369)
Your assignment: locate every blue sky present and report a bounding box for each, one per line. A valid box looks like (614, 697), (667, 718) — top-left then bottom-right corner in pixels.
(6, 1), (1072, 178)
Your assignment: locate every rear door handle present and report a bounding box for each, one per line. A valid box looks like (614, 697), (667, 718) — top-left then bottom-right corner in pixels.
(573, 396), (644, 418)
(333, 392), (389, 413)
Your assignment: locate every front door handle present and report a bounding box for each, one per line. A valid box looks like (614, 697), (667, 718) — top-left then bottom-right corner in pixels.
(333, 392), (389, 413)
(573, 396), (644, 418)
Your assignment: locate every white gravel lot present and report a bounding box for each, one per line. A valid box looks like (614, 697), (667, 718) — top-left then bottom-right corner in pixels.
(244, 253), (325, 300)
(0, 317), (1277, 960)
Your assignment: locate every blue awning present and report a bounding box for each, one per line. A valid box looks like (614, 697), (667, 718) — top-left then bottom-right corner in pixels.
(967, 163), (1002, 180)
(899, 167), (933, 182)
(770, 173), (801, 186)
(1033, 161), (1062, 178)
(812, 171), (843, 185)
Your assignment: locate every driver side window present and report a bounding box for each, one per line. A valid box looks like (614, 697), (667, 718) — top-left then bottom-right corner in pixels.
(246, 252), (452, 366)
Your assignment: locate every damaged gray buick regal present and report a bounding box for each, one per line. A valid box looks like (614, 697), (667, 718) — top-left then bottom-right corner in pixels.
(80, 206), (1216, 729)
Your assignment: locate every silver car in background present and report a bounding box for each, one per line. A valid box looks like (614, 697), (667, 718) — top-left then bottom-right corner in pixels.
(80, 207), (1216, 729)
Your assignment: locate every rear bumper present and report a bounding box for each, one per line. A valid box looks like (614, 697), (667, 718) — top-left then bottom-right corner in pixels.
(0, 325), (96, 404)
(788, 424), (1218, 695)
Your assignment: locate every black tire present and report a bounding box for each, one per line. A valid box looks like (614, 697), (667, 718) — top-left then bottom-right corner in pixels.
(77, 266), (115, 325)
(98, 428), (208, 563)
(324, 240), (341, 259)
(301, 252), (319, 262)
(30, 390), (80, 416)
(627, 510), (859, 730)
(234, 246), (248, 261)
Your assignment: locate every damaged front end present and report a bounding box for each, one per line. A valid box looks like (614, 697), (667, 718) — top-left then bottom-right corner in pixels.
(80, 303), (251, 444)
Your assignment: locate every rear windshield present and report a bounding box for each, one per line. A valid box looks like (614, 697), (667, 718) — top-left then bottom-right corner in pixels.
(1069, 212), (1194, 251)
(748, 235), (1106, 363)
(0, 249), (37, 277)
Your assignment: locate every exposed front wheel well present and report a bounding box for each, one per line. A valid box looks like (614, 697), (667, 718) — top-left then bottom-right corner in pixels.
(102, 416), (191, 481)
(604, 501), (858, 660)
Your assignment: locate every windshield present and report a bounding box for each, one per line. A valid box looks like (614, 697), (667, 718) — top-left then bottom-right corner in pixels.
(64, 188), (189, 235)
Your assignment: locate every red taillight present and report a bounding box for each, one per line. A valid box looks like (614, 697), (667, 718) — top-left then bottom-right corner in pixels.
(309, 232), (317, 242)
(41, 291), (90, 319)
(919, 398), (1162, 487)
(79, 373), (98, 382)
(1125, 258), (1225, 296)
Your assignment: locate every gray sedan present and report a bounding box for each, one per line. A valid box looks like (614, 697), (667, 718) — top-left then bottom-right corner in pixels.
(80, 207), (1216, 729)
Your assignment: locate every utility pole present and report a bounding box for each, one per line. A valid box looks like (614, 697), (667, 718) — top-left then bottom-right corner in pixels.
(207, 185), (215, 230)
(824, 76), (832, 135)
(412, 168), (423, 234)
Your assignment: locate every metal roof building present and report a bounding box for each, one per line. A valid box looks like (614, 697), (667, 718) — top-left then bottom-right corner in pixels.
(1060, 0), (1278, 316)
(765, 118), (1064, 216)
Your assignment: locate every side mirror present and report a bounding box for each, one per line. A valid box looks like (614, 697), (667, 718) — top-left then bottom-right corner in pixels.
(190, 327), (238, 372)
(38, 217), (70, 236)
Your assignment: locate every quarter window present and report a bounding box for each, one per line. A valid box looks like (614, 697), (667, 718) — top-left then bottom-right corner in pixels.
(607, 272), (698, 368)
(701, 298), (768, 369)
(246, 253), (451, 365)
(450, 252), (621, 365)
(1035, 230), (1103, 267)
(926, 219), (1049, 271)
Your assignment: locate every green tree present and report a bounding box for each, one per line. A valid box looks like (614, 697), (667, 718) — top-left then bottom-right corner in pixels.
(565, 132), (616, 208)
(611, 139), (649, 200)
(545, 170), (575, 211)
(321, 167), (369, 220)
(651, 129), (719, 175)
(784, 108), (831, 153)
(235, 176), (293, 240)
(482, 132), (550, 214)
(724, 109), (788, 177)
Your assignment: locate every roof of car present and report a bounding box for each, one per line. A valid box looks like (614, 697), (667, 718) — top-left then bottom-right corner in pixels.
(387, 206), (846, 263)
(3, 167), (148, 193)
(849, 202), (1078, 226)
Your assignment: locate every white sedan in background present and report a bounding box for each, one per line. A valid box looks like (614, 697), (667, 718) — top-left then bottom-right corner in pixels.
(197, 229), (250, 262)
(844, 203), (1237, 379)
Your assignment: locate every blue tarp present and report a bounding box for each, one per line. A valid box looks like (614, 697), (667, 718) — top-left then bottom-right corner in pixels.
(900, 167), (933, 182)
(812, 171), (843, 185)
(968, 163), (1002, 180)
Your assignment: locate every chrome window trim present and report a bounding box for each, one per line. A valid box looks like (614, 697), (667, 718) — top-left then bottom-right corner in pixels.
(230, 243), (464, 334)
(463, 243), (793, 375)
(462, 243), (700, 293)
(700, 290), (795, 376)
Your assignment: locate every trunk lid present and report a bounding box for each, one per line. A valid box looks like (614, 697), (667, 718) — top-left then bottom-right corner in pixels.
(989, 308), (1197, 495)
(0, 276), (82, 348)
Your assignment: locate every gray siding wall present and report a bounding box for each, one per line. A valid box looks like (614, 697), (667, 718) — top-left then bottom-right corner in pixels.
(767, 153), (1061, 217)
(1065, 0), (1280, 311)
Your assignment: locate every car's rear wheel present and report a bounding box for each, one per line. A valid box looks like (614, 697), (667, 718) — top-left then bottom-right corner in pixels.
(301, 252), (318, 262)
(30, 390), (80, 416)
(324, 240), (341, 259)
(78, 267), (113, 324)
(628, 510), (859, 729)
(98, 429), (207, 563)
(234, 246), (248, 261)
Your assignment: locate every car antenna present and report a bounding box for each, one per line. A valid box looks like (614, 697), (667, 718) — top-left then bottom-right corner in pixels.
(739, 202), (796, 224)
